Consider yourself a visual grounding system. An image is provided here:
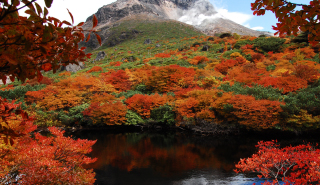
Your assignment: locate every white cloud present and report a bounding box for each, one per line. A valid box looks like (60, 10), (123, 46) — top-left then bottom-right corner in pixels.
(244, 23), (264, 31)
(251, 26), (264, 30)
(19, 0), (117, 25)
(216, 8), (252, 25)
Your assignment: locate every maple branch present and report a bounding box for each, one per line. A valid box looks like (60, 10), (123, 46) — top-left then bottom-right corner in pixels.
(0, 0), (37, 22)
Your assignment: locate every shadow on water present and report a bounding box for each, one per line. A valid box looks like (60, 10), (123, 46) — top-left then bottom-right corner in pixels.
(71, 129), (320, 185)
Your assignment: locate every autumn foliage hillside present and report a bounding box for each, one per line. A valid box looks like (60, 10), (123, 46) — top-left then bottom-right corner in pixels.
(2, 33), (320, 132)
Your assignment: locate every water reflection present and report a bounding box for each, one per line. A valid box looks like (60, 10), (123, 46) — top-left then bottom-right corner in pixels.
(72, 130), (320, 185)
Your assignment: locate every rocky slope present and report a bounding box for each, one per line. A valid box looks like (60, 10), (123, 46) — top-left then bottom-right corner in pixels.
(81, 0), (271, 50)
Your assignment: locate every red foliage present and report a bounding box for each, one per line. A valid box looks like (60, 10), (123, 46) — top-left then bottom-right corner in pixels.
(155, 53), (171, 58)
(251, 53), (265, 63)
(126, 94), (167, 118)
(235, 140), (320, 185)
(258, 75), (308, 94)
(83, 99), (127, 125)
(0, 1), (99, 83)
(189, 56), (209, 65)
(109, 61), (123, 66)
(175, 97), (199, 118)
(24, 76), (53, 86)
(227, 95), (283, 129)
(215, 58), (245, 75)
(174, 87), (203, 98)
(0, 98), (96, 184)
(87, 66), (103, 73)
(240, 44), (253, 50)
(25, 87), (57, 103)
(145, 65), (197, 93)
(227, 67), (268, 86)
(41, 63), (52, 72)
(294, 64), (319, 84)
(103, 70), (131, 91)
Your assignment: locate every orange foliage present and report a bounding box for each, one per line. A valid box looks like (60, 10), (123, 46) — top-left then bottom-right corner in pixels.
(83, 100), (127, 125)
(109, 61), (123, 66)
(298, 47), (316, 59)
(294, 64), (319, 83)
(25, 87), (57, 103)
(175, 97), (199, 118)
(215, 58), (246, 75)
(258, 75), (308, 94)
(251, 53), (265, 63)
(188, 56), (209, 65)
(37, 88), (84, 111)
(145, 65), (196, 93)
(0, 98), (96, 184)
(0, 84), (14, 91)
(87, 66), (103, 73)
(227, 67), (268, 86)
(102, 70), (132, 91)
(24, 76), (53, 86)
(228, 95), (283, 129)
(58, 71), (71, 77)
(155, 53), (171, 58)
(126, 94), (167, 118)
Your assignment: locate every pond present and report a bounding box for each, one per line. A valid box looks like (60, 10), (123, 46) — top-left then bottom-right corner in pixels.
(72, 129), (320, 185)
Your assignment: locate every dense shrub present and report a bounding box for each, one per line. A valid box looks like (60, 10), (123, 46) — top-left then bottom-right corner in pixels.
(218, 82), (283, 101)
(125, 110), (145, 125)
(58, 103), (90, 126)
(219, 32), (232, 38)
(281, 84), (320, 116)
(253, 37), (286, 53)
(0, 84), (46, 100)
(150, 105), (175, 125)
(234, 40), (255, 49)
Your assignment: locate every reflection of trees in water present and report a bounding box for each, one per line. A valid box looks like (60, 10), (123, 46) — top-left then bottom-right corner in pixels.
(77, 130), (319, 177)
(82, 132), (238, 176)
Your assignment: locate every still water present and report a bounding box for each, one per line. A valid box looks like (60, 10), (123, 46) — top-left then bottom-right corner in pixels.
(72, 129), (320, 185)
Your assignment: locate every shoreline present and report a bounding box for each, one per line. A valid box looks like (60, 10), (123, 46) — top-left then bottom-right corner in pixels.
(35, 122), (320, 139)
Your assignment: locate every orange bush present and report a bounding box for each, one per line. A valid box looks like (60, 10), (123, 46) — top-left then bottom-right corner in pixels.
(145, 65), (196, 93)
(37, 88), (84, 111)
(87, 66), (103, 73)
(155, 53), (171, 58)
(175, 97), (199, 119)
(24, 76), (53, 86)
(298, 47), (316, 59)
(109, 61), (122, 66)
(103, 70), (132, 91)
(188, 56), (209, 65)
(215, 58), (245, 75)
(25, 87), (57, 103)
(294, 64), (319, 83)
(126, 93), (167, 118)
(83, 100), (127, 125)
(58, 71), (71, 77)
(251, 53), (265, 63)
(258, 75), (308, 94)
(227, 95), (283, 129)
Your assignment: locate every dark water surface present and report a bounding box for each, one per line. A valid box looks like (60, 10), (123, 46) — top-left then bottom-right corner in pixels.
(72, 129), (320, 185)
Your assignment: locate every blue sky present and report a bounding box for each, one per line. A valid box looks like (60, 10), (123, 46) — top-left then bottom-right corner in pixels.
(210, 0), (311, 33)
(22, 0), (311, 33)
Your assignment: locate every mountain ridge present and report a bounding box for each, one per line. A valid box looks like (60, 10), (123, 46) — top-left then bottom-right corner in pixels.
(81, 0), (272, 50)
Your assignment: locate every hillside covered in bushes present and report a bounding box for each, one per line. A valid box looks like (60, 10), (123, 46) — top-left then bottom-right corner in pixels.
(2, 32), (320, 132)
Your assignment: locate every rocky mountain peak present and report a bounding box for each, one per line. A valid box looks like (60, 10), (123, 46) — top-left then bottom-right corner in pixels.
(81, 0), (271, 49)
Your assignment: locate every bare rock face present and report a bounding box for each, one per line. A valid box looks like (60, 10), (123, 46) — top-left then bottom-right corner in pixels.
(144, 38), (152, 44)
(95, 51), (107, 61)
(196, 18), (273, 37)
(61, 62), (85, 73)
